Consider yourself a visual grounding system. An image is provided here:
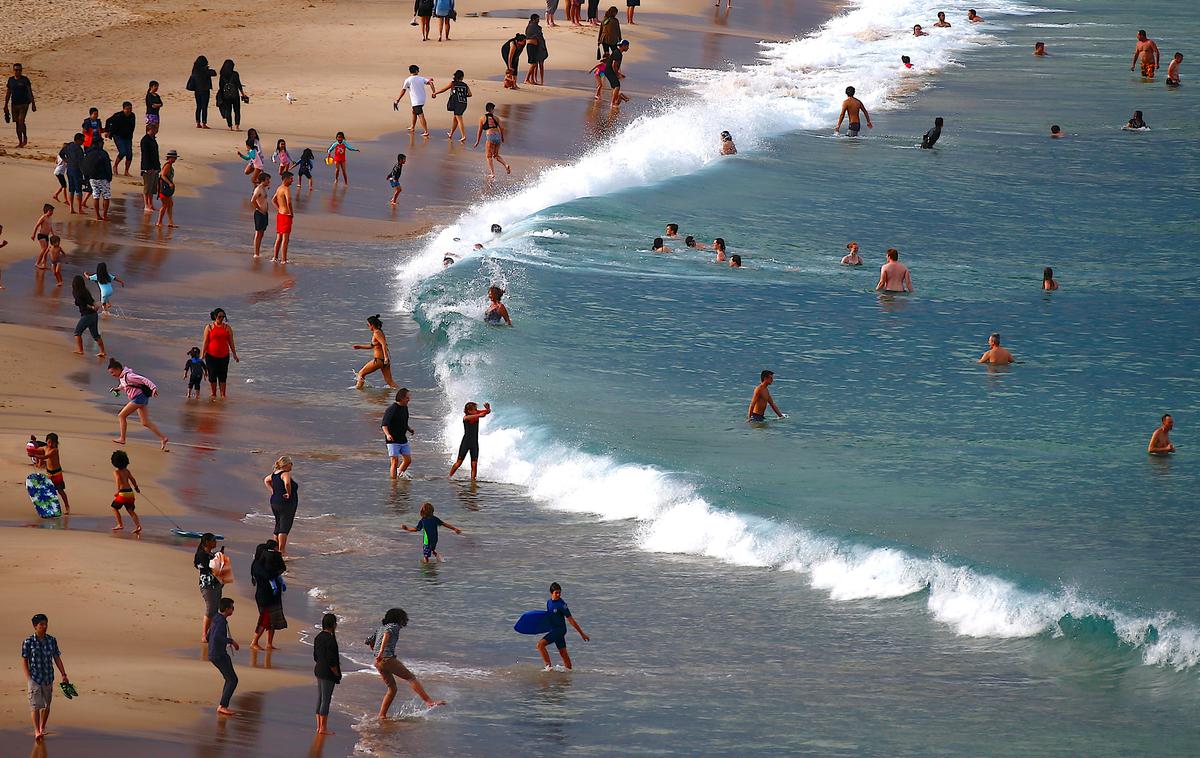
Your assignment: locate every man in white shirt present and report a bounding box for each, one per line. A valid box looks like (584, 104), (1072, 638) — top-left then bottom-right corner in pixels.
(395, 64), (437, 137)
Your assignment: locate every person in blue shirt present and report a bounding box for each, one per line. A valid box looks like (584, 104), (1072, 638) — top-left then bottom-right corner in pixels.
(208, 597), (240, 716)
(536, 582), (589, 670)
(184, 346), (208, 399)
(401, 502), (462, 563)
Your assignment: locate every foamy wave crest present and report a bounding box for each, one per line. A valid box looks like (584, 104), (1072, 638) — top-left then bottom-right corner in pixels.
(396, 0), (1045, 304)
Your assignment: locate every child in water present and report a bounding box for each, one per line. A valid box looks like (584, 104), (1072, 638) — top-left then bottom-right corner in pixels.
(295, 148), (316, 191)
(184, 347), (207, 399)
(484, 286), (512, 326)
(46, 235), (66, 286)
(536, 582), (589, 671)
(386, 154), (406, 206)
(88, 262), (126, 315)
(272, 139), (292, 174)
(110, 449), (141, 533)
(401, 502), (463, 563)
(326, 132), (359, 186)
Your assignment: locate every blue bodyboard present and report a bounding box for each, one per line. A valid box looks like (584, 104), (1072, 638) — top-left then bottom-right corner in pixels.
(26, 473), (62, 518)
(514, 610), (552, 635)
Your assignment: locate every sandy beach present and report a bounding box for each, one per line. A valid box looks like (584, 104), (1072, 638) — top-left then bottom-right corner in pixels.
(0, 0), (818, 752)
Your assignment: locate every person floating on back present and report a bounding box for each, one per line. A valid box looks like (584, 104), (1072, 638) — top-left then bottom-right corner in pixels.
(977, 332), (1015, 365)
(401, 502), (463, 563)
(537, 582), (589, 671)
(1148, 414), (1175, 455)
(748, 370), (783, 423)
(448, 402), (492, 481)
(921, 117), (944, 149)
(110, 449), (141, 534)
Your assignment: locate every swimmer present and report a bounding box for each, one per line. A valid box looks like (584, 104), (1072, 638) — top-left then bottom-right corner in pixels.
(1131, 30), (1160, 78)
(720, 130), (737, 155)
(1034, 41), (1047, 56)
(841, 242), (863, 266)
(901, 55), (913, 69)
(664, 223), (680, 239)
(491, 224), (503, 235)
(1166, 52), (1183, 86)
(875, 248), (913, 293)
(1125, 110), (1147, 129)
(913, 24), (928, 37)
(1147, 414), (1175, 455)
(920, 116), (944, 149)
(484, 285), (512, 326)
(713, 238), (727, 262)
(977, 332), (1014, 365)
(472, 243), (484, 250)
(1050, 124), (1064, 138)
(443, 255), (456, 267)
(684, 235), (710, 250)
(747, 369), (783, 423)
(729, 254), (742, 268)
(1042, 267), (1058, 291)
(652, 237), (671, 253)
(835, 86), (872, 136)
(967, 8), (983, 22)
(933, 11), (950, 28)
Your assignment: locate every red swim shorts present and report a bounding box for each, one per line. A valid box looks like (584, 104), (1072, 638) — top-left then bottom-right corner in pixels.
(276, 214), (294, 234)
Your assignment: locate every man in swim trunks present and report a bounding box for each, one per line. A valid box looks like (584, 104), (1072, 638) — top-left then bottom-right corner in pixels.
(272, 171), (294, 264)
(1148, 414), (1175, 455)
(875, 248), (913, 293)
(747, 370), (783, 423)
(34, 433), (70, 514)
(382, 388), (416, 479)
(977, 333), (1014, 365)
(835, 86), (872, 137)
(1166, 52), (1183, 86)
(251, 172), (270, 258)
(1131, 30), (1160, 78)
(920, 117), (944, 149)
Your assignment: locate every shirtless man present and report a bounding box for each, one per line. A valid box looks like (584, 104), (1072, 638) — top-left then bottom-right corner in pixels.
(933, 11), (951, 28)
(1131, 30), (1160, 78)
(250, 172), (271, 258)
(1034, 41), (1047, 56)
(875, 248), (913, 293)
(1166, 52), (1183, 86)
(834, 86), (872, 137)
(271, 171), (294, 264)
(967, 9), (983, 23)
(747, 370), (783, 423)
(664, 223), (680, 239)
(1148, 414), (1175, 455)
(977, 333), (1014, 365)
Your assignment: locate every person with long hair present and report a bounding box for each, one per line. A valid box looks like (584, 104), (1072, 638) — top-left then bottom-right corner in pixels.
(250, 539), (287, 649)
(88, 263), (125, 316)
(371, 608), (445, 718)
(195, 533), (223, 643)
(263, 456), (298, 555)
(216, 59), (247, 131)
(71, 275), (107, 357)
(434, 70), (471, 142)
(157, 149), (180, 228)
(597, 6), (621, 57)
(201, 307), (239, 398)
(524, 15), (548, 86)
(189, 55), (217, 128)
(107, 358), (169, 450)
(353, 315), (398, 389)
(1042, 267), (1058, 291)
(472, 103), (511, 178)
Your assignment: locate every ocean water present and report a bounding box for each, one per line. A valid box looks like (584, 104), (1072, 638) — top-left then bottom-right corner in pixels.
(328, 0), (1199, 753)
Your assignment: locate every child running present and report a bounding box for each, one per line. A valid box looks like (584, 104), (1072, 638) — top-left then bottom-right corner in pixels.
(88, 262), (125, 315)
(386, 154), (406, 206)
(536, 582), (589, 670)
(448, 401), (491, 481)
(53, 154), (68, 202)
(31, 203), (54, 269)
(46, 235), (65, 286)
(326, 132), (359, 186)
(295, 148), (316, 191)
(401, 503), (463, 563)
(34, 433), (70, 514)
(109, 450), (142, 533)
(184, 346), (208, 399)
(272, 139), (292, 174)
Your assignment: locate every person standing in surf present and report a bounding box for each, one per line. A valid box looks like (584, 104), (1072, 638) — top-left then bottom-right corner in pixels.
(353, 315), (398, 389)
(1131, 30), (1160, 78)
(401, 502), (463, 563)
(382, 388), (416, 479)
(201, 308), (240, 399)
(747, 370), (783, 423)
(371, 608), (446, 717)
(473, 103), (512, 178)
(875, 248), (913, 293)
(536, 582), (589, 670)
(1148, 414), (1175, 455)
(977, 333), (1015, 365)
(264, 456), (298, 555)
(448, 401), (492, 481)
(834, 86), (872, 136)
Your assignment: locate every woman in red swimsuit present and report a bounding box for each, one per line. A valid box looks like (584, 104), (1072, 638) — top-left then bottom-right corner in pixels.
(201, 307), (240, 398)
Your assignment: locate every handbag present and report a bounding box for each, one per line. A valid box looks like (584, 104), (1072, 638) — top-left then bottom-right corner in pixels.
(186, 75), (196, 92)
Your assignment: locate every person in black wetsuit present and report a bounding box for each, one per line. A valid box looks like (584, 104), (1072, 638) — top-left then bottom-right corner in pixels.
(920, 117), (943, 149)
(448, 402), (492, 481)
(263, 455), (299, 554)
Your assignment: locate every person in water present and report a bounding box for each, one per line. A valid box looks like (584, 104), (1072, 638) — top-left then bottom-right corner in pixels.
(720, 130), (737, 154)
(1148, 414), (1175, 455)
(401, 502), (462, 563)
(381, 388), (416, 480)
(713, 238), (727, 262)
(1131, 29), (1160, 78)
(353, 315), (398, 389)
(664, 223), (680, 239)
(536, 582), (589, 671)
(1034, 41), (1047, 56)
(1042, 267), (1058, 290)
(652, 237), (670, 253)
(875, 248), (913, 293)
(484, 286), (513, 325)
(448, 401), (492, 481)
(967, 8), (983, 22)
(841, 242), (863, 266)
(901, 55), (913, 69)
(1125, 110), (1147, 129)
(729, 254), (742, 268)
(747, 370), (783, 423)
(921, 117), (944, 148)
(977, 332), (1015, 365)
(1050, 124), (1064, 138)
(684, 235), (709, 250)
(491, 223), (503, 235)
(1166, 52), (1183, 86)
(913, 24), (928, 37)
(264, 455), (299, 554)
(835, 85), (872, 136)
(933, 11), (950, 27)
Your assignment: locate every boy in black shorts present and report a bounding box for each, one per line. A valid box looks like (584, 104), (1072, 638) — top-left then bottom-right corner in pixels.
(184, 346), (207, 399)
(536, 582), (589, 670)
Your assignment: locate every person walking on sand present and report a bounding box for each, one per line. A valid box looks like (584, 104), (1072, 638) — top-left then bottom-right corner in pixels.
(1131, 30), (1160, 78)
(109, 449), (142, 533)
(189, 55), (217, 128)
(354, 314), (399, 389)
(875, 248), (913, 293)
(835, 85), (872, 136)
(104, 101), (136, 176)
(372, 608), (445, 717)
(264, 456), (299, 555)
(202, 307), (240, 398)
(4, 63), (36, 147)
(977, 332), (1015, 365)
(747, 370), (783, 422)
(397, 65), (437, 137)
(434, 0), (455, 41)
(145, 80), (163, 126)
(22, 613), (70, 741)
(625, 0), (639, 26)
(272, 171), (294, 263)
(473, 103), (512, 178)
(217, 59), (247, 131)
(416, 0), (435, 41)
(314, 613), (341, 735)
(60, 133), (85, 215)
(251, 172), (271, 257)
(435, 71), (471, 142)
(1148, 414), (1175, 455)
(157, 149), (180, 228)
(448, 401), (492, 481)
(209, 598), (240, 717)
(251, 540), (288, 649)
(598, 6), (621, 57)
(536, 582), (590, 670)
(196, 533), (224, 643)
(107, 358), (169, 450)
(382, 388), (416, 479)
(72, 274), (107, 358)
(140, 123), (160, 213)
